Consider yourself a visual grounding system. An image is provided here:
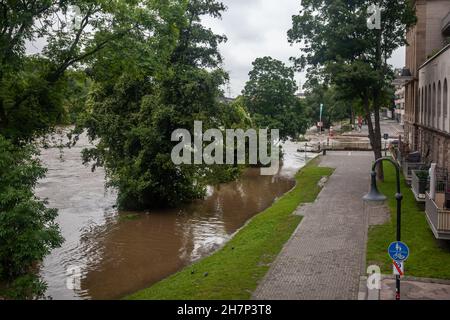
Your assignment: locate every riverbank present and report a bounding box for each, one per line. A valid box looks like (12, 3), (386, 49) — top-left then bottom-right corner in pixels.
(366, 163), (450, 279)
(126, 158), (334, 300)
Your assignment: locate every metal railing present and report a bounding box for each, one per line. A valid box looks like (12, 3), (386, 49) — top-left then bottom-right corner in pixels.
(411, 170), (429, 201)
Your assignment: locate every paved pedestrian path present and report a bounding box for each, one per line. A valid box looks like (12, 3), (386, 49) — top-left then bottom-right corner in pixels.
(252, 151), (375, 300)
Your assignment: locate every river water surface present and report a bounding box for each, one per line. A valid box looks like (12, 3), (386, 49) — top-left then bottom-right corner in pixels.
(36, 134), (314, 300)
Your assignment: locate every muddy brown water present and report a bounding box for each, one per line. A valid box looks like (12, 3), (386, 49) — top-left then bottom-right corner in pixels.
(36, 134), (313, 300)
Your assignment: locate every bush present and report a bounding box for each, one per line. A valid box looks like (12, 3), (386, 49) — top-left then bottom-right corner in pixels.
(0, 135), (63, 299)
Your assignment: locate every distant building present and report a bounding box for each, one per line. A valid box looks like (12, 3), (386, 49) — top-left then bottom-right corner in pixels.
(219, 97), (236, 104)
(296, 92), (306, 100)
(403, 0), (450, 170)
(394, 85), (405, 125)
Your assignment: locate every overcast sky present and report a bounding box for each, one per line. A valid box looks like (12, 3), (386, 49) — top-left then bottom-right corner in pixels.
(26, 0), (405, 98)
(203, 0), (405, 97)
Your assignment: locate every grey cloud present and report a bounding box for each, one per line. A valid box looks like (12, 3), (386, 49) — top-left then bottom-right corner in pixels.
(205, 0), (405, 97)
(25, 1), (405, 98)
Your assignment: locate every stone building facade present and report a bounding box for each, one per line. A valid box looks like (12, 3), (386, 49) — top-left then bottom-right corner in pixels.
(404, 0), (450, 170)
(417, 44), (450, 169)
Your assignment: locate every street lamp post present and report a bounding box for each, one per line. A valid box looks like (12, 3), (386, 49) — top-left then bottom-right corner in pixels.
(363, 157), (403, 300)
(319, 103), (323, 136)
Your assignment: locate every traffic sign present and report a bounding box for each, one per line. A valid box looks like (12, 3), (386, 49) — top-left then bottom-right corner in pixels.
(393, 261), (404, 276)
(388, 241), (410, 262)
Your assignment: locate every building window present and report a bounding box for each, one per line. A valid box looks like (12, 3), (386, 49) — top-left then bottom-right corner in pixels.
(422, 87), (425, 124)
(432, 83), (436, 128)
(425, 85), (428, 126)
(423, 87), (428, 125)
(438, 81), (442, 130)
(429, 84), (432, 126)
(444, 79), (448, 132)
(420, 88), (423, 124)
(425, 86), (428, 125)
(424, 86), (426, 125)
(434, 81), (442, 129)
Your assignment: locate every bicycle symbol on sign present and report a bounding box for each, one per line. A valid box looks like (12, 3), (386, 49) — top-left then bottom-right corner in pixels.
(388, 242), (409, 262)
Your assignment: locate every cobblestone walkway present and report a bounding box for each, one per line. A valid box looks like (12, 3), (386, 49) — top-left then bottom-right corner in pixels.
(252, 151), (375, 300)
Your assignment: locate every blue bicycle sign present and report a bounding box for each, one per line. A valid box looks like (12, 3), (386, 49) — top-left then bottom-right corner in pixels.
(388, 242), (409, 262)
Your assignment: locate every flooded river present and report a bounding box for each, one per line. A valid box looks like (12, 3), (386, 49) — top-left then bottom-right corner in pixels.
(36, 134), (314, 300)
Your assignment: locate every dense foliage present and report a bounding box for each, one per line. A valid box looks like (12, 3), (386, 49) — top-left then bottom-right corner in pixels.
(0, 0), (153, 298)
(288, 0), (416, 177)
(302, 84), (352, 129)
(0, 136), (63, 299)
(242, 57), (308, 140)
(0, 0), (312, 299)
(75, 0), (250, 210)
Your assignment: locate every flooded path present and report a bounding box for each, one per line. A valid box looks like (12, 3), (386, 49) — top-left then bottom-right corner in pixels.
(36, 134), (314, 299)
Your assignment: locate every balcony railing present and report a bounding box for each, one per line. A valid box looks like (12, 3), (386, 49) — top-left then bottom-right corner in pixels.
(402, 161), (426, 183)
(411, 170), (429, 202)
(425, 192), (450, 240)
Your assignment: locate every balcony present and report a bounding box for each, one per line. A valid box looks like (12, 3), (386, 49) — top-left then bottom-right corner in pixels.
(425, 192), (450, 240)
(392, 143), (426, 184)
(411, 170), (429, 202)
(402, 161), (427, 184)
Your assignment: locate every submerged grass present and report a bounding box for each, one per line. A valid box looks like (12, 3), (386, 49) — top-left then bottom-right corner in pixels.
(126, 157), (334, 300)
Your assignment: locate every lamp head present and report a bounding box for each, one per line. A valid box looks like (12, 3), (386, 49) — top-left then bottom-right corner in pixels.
(363, 171), (387, 202)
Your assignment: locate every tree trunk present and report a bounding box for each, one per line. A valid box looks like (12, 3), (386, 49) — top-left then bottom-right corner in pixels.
(363, 92), (384, 181)
(371, 26), (385, 181)
(373, 91), (384, 181)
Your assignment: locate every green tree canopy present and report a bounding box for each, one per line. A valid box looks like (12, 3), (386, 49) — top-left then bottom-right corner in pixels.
(288, 0), (416, 177)
(242, 56), (308, 140)
(303, 84), (352, 129)
(0, 0), (159, 298)
(0, 135), (63, 299)
(76, 0), (244, 210)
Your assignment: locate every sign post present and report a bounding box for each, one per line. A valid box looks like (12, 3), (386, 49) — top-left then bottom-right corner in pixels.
(319, 104), (323, 135)
(388, 241), (409, 300)
(383, 133), (389, 156)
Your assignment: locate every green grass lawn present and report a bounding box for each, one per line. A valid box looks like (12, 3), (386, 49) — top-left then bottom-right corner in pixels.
(126, 158), (334, 300)
(366, 163), (450, 279)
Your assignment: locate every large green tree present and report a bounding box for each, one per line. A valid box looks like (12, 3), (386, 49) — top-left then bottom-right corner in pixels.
(0, 0), (148, 298)
(0, 0), (143, 143)
(288, 0), (416, 178)
(242, 56), (308, 140)
(77, 0), (244, 210)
